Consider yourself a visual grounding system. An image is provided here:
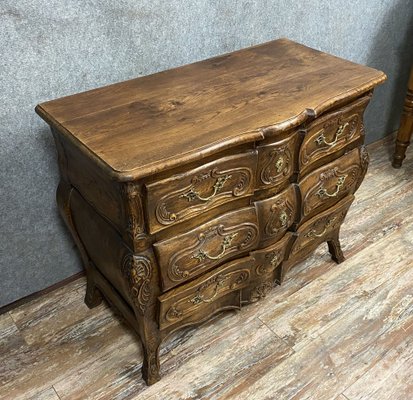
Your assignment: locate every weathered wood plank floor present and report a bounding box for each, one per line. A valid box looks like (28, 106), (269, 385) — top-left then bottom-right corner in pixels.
(1, 135), (413, 400)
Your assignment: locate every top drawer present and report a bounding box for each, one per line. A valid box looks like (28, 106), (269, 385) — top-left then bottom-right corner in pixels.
(299, 95), (370, 174)
(145, 151), (257, 233)
(256, 133), (299, 190)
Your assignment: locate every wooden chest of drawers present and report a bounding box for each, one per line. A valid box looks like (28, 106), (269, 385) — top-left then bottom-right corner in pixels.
(35, 39), (386, 385)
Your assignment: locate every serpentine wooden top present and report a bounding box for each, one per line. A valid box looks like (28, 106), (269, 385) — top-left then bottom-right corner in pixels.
(36, 38), (386, 181)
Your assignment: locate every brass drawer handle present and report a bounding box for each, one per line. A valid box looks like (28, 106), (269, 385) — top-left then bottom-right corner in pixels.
(279, 211), (288, 227)
(182, 174), (232, 202)
(315, 122), (349, 146)
(190, 275), (227, 304)
(275, 156), (284, 173)
(193, 233), (238, 262)
(317, 175), (347, 198)
(270, 253), (279, 267)
(306, 217), (337, 238)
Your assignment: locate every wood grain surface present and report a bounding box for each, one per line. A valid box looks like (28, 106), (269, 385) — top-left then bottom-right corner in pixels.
(1, 134), (412, 399)
(35, 39), (385, 180)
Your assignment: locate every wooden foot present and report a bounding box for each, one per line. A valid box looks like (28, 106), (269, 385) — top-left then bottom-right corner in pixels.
(392, 67), (413, 168)
(139, 318), (161, 385)
(327, 236), (345, 264)
(142, 343), (161, 385)
(392, 140), (411, 168)
(84, 274), (103, 309)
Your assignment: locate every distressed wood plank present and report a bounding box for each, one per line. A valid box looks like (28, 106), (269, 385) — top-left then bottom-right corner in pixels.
(27, 387), (61, 400)
(53, 311), (291, 400)
(359, 367), (413, 400)
(343, 316), (413, 400)
(0, 313), (34, 399)
(0, 297), (141, 399)
(9, 278), (88, 345)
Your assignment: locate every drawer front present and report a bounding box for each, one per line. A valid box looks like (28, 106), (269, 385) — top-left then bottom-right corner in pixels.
(242, 233), (292, 303)
(299, 147), (367, 221)
(290, 195), (354, 257)
(154, 207), (259, 290)
(256, 133), (298, 190)
(299, 96), (370, 174)
(158, 256), (253, 330)
(146, 151), (257, 233)
(255, 184), (297, 247)
(251, 232), (293, 278)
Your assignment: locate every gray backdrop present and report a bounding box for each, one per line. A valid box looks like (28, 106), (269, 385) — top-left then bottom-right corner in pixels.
(1, 0), (413, 307)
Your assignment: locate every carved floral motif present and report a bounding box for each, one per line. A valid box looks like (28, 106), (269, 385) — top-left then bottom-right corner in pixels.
(249, 281), (273, 303)
(122, 183), (150, 251)
(122, 254), (152, 315)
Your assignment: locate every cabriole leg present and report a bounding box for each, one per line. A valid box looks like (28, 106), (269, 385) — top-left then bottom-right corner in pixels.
(327, 231), (345, 264)
(138, 315), (161, 385)
(84, 268), (103, 309)
(57, 180), (103, 308)
(142, 339), (161, 385)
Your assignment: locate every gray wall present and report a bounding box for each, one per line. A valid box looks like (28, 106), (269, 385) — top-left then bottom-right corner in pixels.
(1, 0), (413, 307)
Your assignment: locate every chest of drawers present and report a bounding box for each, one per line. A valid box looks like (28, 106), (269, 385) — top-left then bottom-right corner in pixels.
(36, 38), (386, 385)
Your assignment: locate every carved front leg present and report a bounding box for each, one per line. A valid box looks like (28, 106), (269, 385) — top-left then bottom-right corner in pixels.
(140, 315), (162, 385)
(122, 252), (162, 385)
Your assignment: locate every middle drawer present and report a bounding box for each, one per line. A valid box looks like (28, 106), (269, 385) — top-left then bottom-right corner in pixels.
(254, 184), (298, 248)
(299, 147), (366, 222)
(153, 206), (259, 290)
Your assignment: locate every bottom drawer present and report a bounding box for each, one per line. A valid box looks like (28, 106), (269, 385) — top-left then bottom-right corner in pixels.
(158, 256), (254, 330)
(290, 195), (355, 257)
(250, 232), (293, 278)
(242, 233), (293, 303)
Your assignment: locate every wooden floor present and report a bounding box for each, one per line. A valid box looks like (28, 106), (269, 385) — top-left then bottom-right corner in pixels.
(2, 135), (413, 400)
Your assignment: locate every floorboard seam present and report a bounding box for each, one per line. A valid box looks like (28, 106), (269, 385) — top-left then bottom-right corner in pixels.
(256, 315), (295, 352)
(52, 386), (62, 400)
(8, 311), (46, 347)
(6, 311), (29, 345)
